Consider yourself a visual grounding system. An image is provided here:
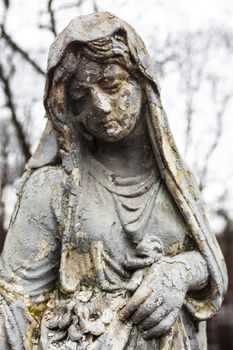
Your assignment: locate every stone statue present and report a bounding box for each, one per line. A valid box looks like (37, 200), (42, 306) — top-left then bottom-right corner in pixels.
(0, 12), (227, 350)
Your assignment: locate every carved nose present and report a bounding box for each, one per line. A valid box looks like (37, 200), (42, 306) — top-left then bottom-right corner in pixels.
(91, 88), (112, 114)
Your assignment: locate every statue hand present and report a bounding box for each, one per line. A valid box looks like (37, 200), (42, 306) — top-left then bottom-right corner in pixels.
(123, 237), (164, 270)
(120, 259), (189, 339)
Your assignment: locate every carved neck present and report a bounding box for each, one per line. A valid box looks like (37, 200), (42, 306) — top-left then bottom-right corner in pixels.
(89, 114), (159, 177)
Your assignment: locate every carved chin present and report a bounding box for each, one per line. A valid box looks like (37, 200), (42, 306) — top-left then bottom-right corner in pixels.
(100, 119), (135, 142)
(103, 125), (132, 142)
(105, 121), (123, 138)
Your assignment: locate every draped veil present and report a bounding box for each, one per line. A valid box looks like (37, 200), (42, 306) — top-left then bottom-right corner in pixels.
(27, 12), (227, 324)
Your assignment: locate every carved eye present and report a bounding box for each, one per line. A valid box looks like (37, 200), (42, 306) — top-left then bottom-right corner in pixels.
(69, 86), (86, 100)
(70, 88), (89, 116)
(76, 93), (87, 104)
(101, 80), (122, 93)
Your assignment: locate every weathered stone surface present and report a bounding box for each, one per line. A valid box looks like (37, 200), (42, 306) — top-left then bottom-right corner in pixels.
(0, 12), (227, 349)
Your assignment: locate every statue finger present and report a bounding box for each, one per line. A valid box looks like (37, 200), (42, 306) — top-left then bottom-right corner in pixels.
(142, 309), (179, 340)
(131, 294), (163, 325)
(139, 304), (169, 331)
(123, 256), (154, 269)
(119, 283), (153, 321)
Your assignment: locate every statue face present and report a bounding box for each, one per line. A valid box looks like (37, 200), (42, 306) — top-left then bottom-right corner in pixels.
(69, 57), (142, 142)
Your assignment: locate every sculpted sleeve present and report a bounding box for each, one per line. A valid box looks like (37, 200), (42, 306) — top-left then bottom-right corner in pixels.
(0, 166), (65, 349)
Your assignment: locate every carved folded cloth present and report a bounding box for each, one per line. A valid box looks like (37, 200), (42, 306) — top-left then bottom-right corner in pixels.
(60, 152), (191, 293)
(39, 12), (227, 321)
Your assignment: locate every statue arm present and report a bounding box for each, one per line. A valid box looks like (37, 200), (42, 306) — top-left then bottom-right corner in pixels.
(162, 250), (209, 291)
(0, 166), (64, 348)
(0, 166), (64, 298)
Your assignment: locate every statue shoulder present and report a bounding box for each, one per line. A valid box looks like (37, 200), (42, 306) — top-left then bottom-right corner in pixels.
(9, 166), (68, 228)
(19, 165), (67, 194)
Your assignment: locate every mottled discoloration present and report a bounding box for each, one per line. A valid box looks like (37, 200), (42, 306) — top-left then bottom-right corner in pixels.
(0, 12), (227, 350)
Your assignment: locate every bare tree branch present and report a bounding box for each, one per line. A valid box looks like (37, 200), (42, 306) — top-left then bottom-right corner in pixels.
(57, 0), (83, 10)
(1, 25), (45, 76)
(184, 91), (194, 156)
(3, 0), (9, 9)
(93, 0), (99, 12)
(199, 93), (232, 191)
(0, 63), (31, 161)
(156, 53), (178, 67)
(0, 123), (7, 245)
(48, 0), (57, 37)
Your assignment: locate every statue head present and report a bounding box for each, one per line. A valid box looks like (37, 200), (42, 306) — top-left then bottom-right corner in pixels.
(67, 38), (143, 142)
(42, 12), (161, 160)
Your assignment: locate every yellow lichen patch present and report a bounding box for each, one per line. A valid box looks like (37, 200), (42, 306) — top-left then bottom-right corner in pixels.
(60, 241), (96, 293)
(35, 240), (51, 261)
(26, 292), (56, 348)
(169, 242), (183, 256)
(52, 83), (65, 115)
(63, 123), (76, 150)
(0, 284), (21, 302)
(28, 302), (48, 323)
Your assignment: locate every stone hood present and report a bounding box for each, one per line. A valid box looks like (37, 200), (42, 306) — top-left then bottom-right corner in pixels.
(27, 12), (228, 321)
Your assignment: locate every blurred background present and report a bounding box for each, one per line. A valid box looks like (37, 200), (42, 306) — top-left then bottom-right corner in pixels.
(0, 0), (233, 348)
